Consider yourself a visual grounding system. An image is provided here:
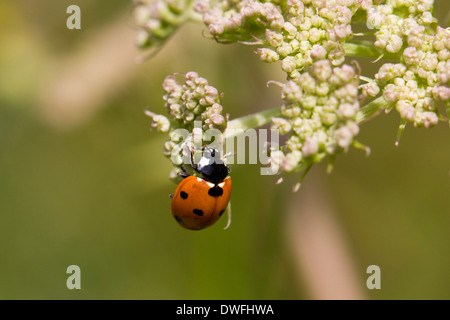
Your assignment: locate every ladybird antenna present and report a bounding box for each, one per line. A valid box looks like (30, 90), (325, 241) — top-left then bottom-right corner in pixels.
(223, 202), (232, 230)
(223, 151), (235, 159)
(190, 149), (198, 171)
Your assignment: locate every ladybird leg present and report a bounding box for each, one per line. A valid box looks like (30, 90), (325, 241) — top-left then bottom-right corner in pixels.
(190, 150), (198, 171)
(177, 171), (190, 179)
(169, 193), (174, 198)
(223, 202), (232, 230)
(180, 163), (188, 173)
(179, 164), (190, 177)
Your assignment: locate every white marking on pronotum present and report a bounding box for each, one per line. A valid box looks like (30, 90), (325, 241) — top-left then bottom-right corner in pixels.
(218, 182), (225, 188)
(206, 181), (215, 188)
(198, 156), (210, 168)
(197, 177), (203, 182)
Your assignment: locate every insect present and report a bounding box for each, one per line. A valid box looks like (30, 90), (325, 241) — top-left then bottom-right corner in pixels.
(170, 147), (232, 230)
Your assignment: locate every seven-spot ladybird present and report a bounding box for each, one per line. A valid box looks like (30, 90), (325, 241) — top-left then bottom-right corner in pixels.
(170, 147), (232, 230)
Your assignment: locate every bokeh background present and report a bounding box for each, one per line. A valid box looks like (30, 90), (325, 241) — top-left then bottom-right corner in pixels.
(0, 0), (449, 299)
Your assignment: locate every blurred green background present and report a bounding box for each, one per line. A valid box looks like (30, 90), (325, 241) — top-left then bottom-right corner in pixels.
(0, 0), (449, 299)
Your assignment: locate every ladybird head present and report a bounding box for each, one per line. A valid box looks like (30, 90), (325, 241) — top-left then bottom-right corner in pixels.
(194, 147), (230, 184)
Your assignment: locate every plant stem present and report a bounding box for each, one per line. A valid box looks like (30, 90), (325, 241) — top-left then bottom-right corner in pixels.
(226, 106), (281, 133)
(356, 96), (388, 123)
(344, 41), (399, 60)
(226, 96), (388, 137)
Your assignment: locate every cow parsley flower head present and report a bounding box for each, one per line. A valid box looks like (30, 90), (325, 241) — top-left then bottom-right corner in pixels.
(136, 0), (450, 186)
(272, 60), (361, 172)
(146, 72), (227, 170)
(195, 0), (361, 71)
(368, 2), (450, 129)
(148, 71), (227, 133)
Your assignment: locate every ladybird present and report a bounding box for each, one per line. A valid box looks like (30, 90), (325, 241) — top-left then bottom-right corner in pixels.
(171, 147), (232, 230)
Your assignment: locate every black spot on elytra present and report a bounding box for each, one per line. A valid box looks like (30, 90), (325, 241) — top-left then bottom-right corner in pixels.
(180, 191), (188, 199)
(219, 209), (226, 216)
(174, 215), (184, 225)
(208, 185), (223, 197)
(193, 209), (203, 216)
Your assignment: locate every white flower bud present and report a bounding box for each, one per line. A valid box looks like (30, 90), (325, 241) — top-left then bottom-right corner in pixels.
(193, 0), (210, 13)
(419, 11), (434, 25)
(257, 48), (280, 62)
(135, 30), (151, 48)
(276, 43), (294, 57)
(328, 49), (345, 66)
(209, 22), (225, 35)
(270, 150), (285, 173)
(301, 95), (317, 109)
(321, 112), (337, 126)
(437, 49), (449, 61)
(360, 0), (373, 10)
(272, 117), (292, 135)
(334, 127), (352, 149)
(281, 150), (302, 171)
(418, 111), (439, 128)
(299, 73), (316, 93)
(432, 86), (450, 101)
(309, 28), (324, 43)
(333, 64), (355, 83)
(302, 137), (319, 157)
(310, 45), (327, 60)
(339, 102), (359, 118)
(283, 22), (298, 36)
(265, 29), (284, 47)
(210, 114), (225, 126)
(225, 13), (243, 30)
(421, 52), (438, 71)
(281, 56), (297, 73)
(362, 81), (380, 97)
(313, 60), (332, 81)
(396, 100), (415, 121)
(299, 17), (312, 31)
(386, 34), (403, 53)
(316, 82), (330, 96)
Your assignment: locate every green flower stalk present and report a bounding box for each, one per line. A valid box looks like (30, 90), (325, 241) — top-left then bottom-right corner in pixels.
(138, 0), (450, 185)
(133, 0), (202, 49)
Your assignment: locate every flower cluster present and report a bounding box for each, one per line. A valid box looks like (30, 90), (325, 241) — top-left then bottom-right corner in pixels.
(364, 1), (450, 127)
(162, 72), (226, 131)
(146, 72), (227, 163)
(271, 61), (361, 173)
(196, 0), (364, 70)
(193, 0), (369, 174)
(135, 0), (449, 181)
(133, 0), (199, 48)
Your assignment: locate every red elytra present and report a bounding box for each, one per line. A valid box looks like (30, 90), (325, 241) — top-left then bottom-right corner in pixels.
(171, 176), (232, 230)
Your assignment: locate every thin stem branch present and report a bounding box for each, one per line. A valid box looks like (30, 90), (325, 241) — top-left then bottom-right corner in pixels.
(225, 106), (281, 137)
(356, 96), (388, 124)
(344, 41), (400, 60)
(226, 96), (388, 137)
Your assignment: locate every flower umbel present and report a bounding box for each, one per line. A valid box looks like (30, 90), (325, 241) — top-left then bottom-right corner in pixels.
(137, 0), (450, 184)
(146, 72), (227, 171)
(365, 1), (450, 130)
(273, 61), (362, 173)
